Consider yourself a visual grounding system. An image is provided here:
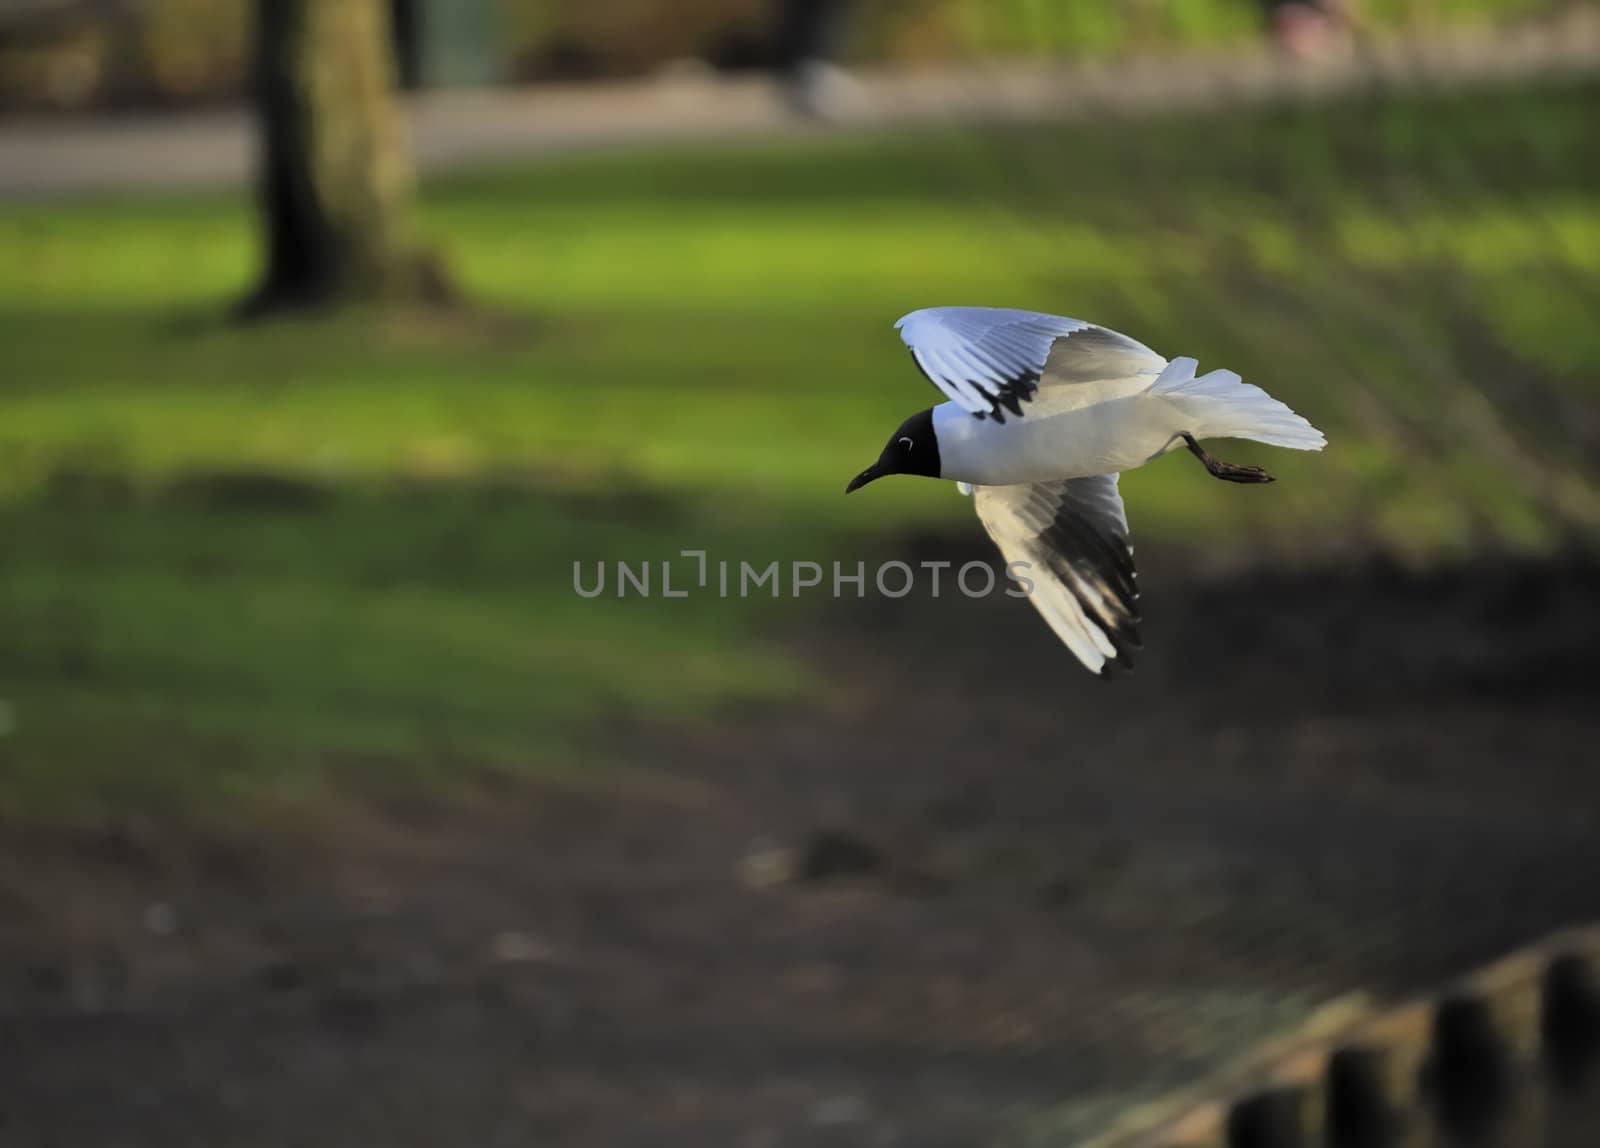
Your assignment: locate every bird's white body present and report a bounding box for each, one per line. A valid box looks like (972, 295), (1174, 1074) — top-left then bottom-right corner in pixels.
(909, 310), (1324, 487)
(932, 389), (1180, 485)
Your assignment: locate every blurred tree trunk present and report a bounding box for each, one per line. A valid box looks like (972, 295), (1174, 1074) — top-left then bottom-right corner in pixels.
(247, 0), (446, 313)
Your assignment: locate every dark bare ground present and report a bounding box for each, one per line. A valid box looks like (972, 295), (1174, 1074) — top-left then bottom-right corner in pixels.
(2, 549), (1599, 1147)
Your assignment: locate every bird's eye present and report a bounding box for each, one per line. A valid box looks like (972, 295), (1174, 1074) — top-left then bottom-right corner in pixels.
(897, 437), (914, 451)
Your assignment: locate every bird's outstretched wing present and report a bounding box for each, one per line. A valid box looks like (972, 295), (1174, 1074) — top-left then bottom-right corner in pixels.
(896, 307), (1165, 422)
(973, 475), (1141, 677)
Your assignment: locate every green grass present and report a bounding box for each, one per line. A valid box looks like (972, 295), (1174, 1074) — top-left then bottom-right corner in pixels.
(2, 78), (1598, 822)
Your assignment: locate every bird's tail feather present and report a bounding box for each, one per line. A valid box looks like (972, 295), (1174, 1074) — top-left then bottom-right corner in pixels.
(1150, 357), (1326, 451)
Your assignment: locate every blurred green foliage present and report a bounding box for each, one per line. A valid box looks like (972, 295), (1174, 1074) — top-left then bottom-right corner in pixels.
(1, 79), (1597, 823)
(510, 0), (1580, 75)
(0, 0), (1573, 108)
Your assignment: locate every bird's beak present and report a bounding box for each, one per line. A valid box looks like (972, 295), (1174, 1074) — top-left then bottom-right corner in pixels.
(845, 464), (884, 494)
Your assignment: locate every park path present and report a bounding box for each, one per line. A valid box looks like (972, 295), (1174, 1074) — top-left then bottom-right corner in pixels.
(0, 9), (1598, 199)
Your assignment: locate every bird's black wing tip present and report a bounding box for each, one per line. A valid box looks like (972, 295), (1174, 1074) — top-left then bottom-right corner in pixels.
(1097, 651), (1138, 681)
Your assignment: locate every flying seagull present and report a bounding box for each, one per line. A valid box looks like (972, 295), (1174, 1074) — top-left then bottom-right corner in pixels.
(847, 307), (1326, 677)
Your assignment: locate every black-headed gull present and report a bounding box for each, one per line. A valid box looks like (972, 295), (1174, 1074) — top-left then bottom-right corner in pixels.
(847, 307), (1326, 677)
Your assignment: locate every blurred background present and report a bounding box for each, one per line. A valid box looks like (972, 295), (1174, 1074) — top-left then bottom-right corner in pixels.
(1, 1), (1599, 1145)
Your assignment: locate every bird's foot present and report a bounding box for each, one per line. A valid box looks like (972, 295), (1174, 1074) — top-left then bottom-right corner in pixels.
(1181, 432), (1276, 484)
(1205, 459), (1275, 484)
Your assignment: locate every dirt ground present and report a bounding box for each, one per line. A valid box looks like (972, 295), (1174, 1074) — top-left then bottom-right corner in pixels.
(3, 547), (1600, 1147)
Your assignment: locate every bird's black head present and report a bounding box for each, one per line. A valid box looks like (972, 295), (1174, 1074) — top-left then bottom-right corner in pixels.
(846, 408), (941, 494)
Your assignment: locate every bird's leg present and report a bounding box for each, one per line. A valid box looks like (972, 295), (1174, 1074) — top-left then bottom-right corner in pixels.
(1181, 432), (1275, 484)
